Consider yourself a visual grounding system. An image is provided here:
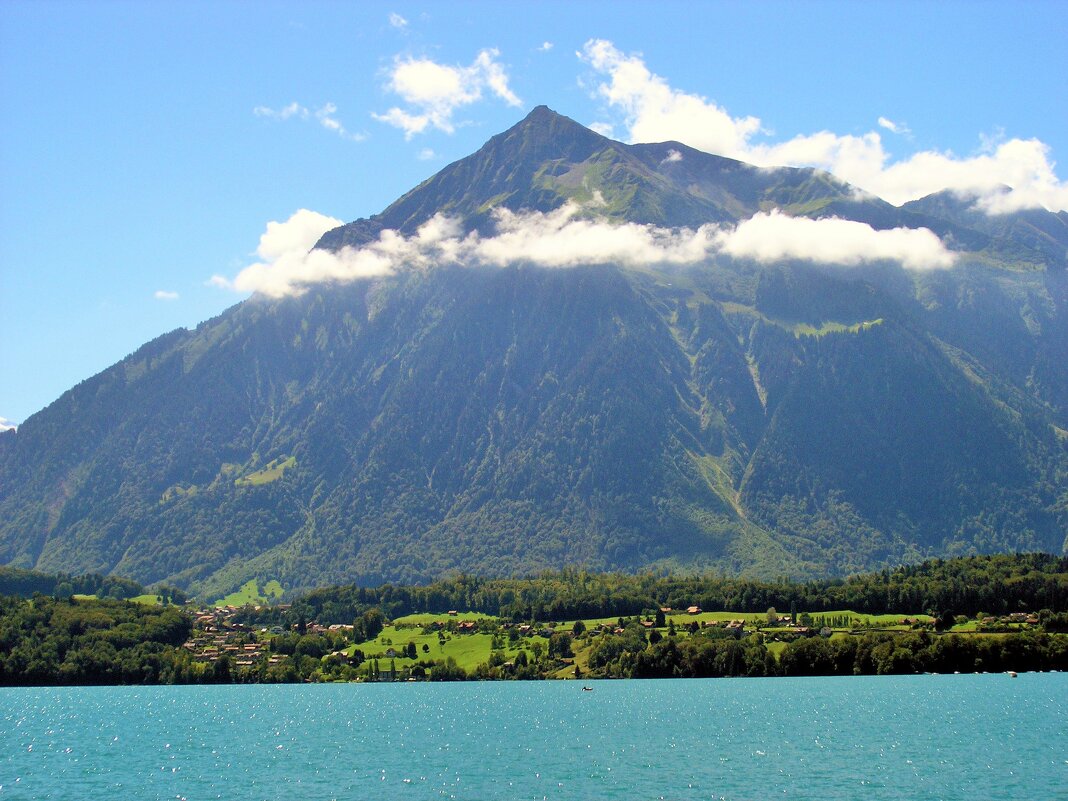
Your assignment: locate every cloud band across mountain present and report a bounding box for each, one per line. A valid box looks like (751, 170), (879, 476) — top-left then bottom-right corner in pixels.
(216, 205), (956, 298)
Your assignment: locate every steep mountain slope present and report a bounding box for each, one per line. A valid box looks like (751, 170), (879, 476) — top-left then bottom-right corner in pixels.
(1, 107), (1065, 597)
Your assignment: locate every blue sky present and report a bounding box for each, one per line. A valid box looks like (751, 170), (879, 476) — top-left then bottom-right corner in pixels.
(2, 1), (1067, 426)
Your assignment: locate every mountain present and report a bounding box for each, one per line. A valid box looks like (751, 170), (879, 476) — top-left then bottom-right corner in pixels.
(1, 107), (1066, 598)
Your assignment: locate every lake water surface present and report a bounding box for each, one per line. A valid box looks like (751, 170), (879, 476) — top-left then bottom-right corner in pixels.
(2, 674), (1065, 800)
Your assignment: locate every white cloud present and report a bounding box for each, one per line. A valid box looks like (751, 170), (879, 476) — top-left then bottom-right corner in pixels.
(877, 116), (911, 137)
(417, 148), (437, 160)
(389, 12), (408, 28)
(471, 203), (719, 268)
(579, 39), (1068, 213)
(538, 41), (553, 52)
(717, 211), (956, 270)
(579, 39), (761, 157)
(154, 290), (180, 301)
(217, 203), (955, 298)
(0, 417), (16, 433)
(661, 148), (683, 164)
(256, 209), (344, 263)
(222, 210), (462, 298)
(373, 48), (522, 139)
(588, 121), (615, 138)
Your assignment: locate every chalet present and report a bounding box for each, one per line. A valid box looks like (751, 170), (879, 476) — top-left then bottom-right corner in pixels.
(687, 606), (702, 615)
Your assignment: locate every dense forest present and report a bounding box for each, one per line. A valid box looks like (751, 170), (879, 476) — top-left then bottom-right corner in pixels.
(0, 566), (188, 604)
(0, 595), (192, 685)
(0, 566), (146, 600)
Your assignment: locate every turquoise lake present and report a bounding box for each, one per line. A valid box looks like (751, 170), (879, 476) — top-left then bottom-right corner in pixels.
(2, 674), (1065, 800)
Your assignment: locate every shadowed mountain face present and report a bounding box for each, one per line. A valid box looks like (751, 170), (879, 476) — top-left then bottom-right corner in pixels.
(2, 107), (1066, 597)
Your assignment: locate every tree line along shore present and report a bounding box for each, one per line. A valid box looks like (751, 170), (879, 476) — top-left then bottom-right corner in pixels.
(1, 553), (1066, 685)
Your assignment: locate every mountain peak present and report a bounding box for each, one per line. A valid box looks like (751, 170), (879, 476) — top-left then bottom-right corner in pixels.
(516, 104), (586, 128)
(522, 104), (557, 122)
(316, 106), (617, 250)
(493, 104), (612, 160)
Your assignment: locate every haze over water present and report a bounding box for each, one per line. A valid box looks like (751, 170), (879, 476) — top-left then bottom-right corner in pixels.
(2, 673), (1064, 800)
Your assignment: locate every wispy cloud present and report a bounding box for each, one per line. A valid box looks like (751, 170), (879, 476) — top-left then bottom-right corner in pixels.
(373, 48), (522, 139)
(0, 417), (16, 433)
(253, 102), (309, 121)
(254, 102), (365, 141)
(877, 116), (911, 137)
(216, 203), (955, 299)
(206, 275), (231, 289)
(154, 290), (179, 301)
(389, 12), (408, 29)
(417, 148), (437, 160)
(314, 103), (365, 141)
(538, 42), (553, 52)
(661, 148), (683, 164)
(579, 39), (1068, 213)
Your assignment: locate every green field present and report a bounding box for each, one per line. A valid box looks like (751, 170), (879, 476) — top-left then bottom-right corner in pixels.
(215, 579), (285, 607)
(348, 628), (530, 673)
(235, 456), (296, 486)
